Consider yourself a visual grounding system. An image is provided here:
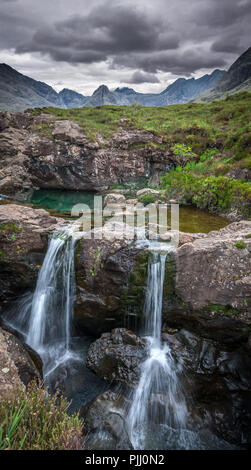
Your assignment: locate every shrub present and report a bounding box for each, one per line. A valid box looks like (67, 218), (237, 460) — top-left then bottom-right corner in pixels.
(161, 172), (251, 217)
(138, 193), (158, 205)
(0, 382), (83, 450)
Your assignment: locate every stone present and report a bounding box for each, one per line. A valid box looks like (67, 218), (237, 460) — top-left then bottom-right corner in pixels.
(136, 188), (160, 197)
(0, 326), (41, 398)
(86, 328), (147, 385)
(104, 193), (126, 206)
(81, 390), (132, 450)
(0, 204), (63, 302)
(174, 221), (251, 312)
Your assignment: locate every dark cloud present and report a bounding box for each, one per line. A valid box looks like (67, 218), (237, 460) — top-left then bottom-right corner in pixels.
(195, 0), (251, 27)
(127, 71), (160, 84)
(17, 4), (180, 63)
(113, 48), (228, 75)
(0, 0), (250, 87)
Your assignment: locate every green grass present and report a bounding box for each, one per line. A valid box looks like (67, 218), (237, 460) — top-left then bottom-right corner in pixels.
(30, 92), (251, 216)
(31, 92), (251, 169)
(0, 382), (83, 450)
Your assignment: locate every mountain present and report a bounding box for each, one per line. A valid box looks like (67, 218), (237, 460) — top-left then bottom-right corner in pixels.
(0, 62), (230, 111)
(58, 88), (87, 107)
(196, 47), (251, 102)
(0, 63), (89, 111)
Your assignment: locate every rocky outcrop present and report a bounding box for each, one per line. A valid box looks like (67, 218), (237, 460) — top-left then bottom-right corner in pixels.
(74, 220), (251, 343)
(0, 204), (63, 301)
(0, 325), (41, 397)
(0, 111), (177, 194)
(86, 328), (147, 384)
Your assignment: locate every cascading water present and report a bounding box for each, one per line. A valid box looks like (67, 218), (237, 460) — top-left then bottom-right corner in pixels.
(26, 228), (77, 377)
(127, 249), (188, 450)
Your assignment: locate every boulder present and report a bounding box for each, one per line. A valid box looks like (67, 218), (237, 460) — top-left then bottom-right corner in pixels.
(173, 221), (251, 312)
(0, 326), (41, 398)
(136, 188), (160, 197)
(86, 328), (147, 384)
(104, 193), (126, 206)
(81, 390), (132, 450)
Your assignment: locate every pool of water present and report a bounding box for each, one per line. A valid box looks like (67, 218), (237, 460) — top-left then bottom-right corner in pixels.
(10, 189), (229, 233)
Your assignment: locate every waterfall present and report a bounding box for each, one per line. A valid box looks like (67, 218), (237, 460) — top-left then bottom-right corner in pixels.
(27, 230), (76, 353)
(127, 250), (188, 450)
(26, 227), (79, 377)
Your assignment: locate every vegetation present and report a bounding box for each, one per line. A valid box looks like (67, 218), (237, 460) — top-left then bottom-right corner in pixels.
(0, 382), (83, 450)
(161, 172), (251, 217)
(31, 92), (251, 216)
(235, 240), (247, 249)
(137, 193), (159, 205)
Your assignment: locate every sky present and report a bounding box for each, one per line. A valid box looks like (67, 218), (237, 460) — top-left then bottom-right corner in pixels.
(0, 0), (250, 95)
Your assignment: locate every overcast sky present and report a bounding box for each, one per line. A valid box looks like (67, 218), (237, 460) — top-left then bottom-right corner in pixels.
(0, 0), (250, 95)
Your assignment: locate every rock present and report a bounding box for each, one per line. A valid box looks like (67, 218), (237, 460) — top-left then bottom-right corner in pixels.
(85, 327), (251, 447)
(104, 193), (126, 206)
(136, 188), (160, 197)
(81, 390), (132, 450)
(174, 221), (251, 312)
(0, 326), (41, 397)
(86, 328), (147, 384)
(0, 112), (178, 194)
(0, 204), (63, 302)
(126, 199), (138, 205)
(74, 220), (146, 334)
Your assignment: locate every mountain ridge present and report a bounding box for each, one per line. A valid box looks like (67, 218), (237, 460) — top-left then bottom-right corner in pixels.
(0, 48), (250, 111)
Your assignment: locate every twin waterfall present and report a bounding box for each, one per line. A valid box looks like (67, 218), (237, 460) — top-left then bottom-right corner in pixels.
(127, 251), (188, 450)
(5, 226), (190, 449)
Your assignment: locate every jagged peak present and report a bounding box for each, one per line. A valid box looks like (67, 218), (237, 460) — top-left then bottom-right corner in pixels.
(92, 84), (110, 95)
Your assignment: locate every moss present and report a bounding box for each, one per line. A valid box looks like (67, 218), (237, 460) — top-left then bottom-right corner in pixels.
(235, 240), (247, 249)
(120, 250), (149, 325)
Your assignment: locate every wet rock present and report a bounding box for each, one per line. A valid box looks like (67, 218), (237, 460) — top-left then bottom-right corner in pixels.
(0, 326), (41, 397)
(0, 204), (63, 301)
(86, 328), (147, 384)
(81, 390), (132, 450)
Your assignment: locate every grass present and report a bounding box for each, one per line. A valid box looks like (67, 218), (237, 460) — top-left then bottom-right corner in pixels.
(31, 92), (251, 166)
(29, 92), (251, 216)
(0, 382), (83, 450)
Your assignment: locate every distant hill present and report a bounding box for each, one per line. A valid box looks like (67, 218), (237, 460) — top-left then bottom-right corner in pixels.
(195, 47), (251, 102)
(0, 63), (226, 111)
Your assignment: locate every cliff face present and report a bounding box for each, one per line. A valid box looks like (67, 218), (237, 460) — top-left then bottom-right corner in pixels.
(0, 111), (179, 195)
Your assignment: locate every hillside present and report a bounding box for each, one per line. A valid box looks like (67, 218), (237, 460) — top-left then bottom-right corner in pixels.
(196, 47), (251, 102)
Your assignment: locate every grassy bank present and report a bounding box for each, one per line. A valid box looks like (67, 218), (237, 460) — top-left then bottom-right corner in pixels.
(0, 383), (83, 450)
(31, 92), (251, 216)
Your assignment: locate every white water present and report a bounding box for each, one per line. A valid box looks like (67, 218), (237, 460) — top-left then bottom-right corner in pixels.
(127, 250), (188, 450)
(4, 225), (82, 379)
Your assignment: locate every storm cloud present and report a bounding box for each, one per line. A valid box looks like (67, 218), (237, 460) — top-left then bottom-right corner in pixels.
(0, 0), (250, 94)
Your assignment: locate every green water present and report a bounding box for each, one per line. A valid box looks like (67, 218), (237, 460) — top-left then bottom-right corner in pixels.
(29, 189), (96, 214)
(21, 189), (229, 233)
